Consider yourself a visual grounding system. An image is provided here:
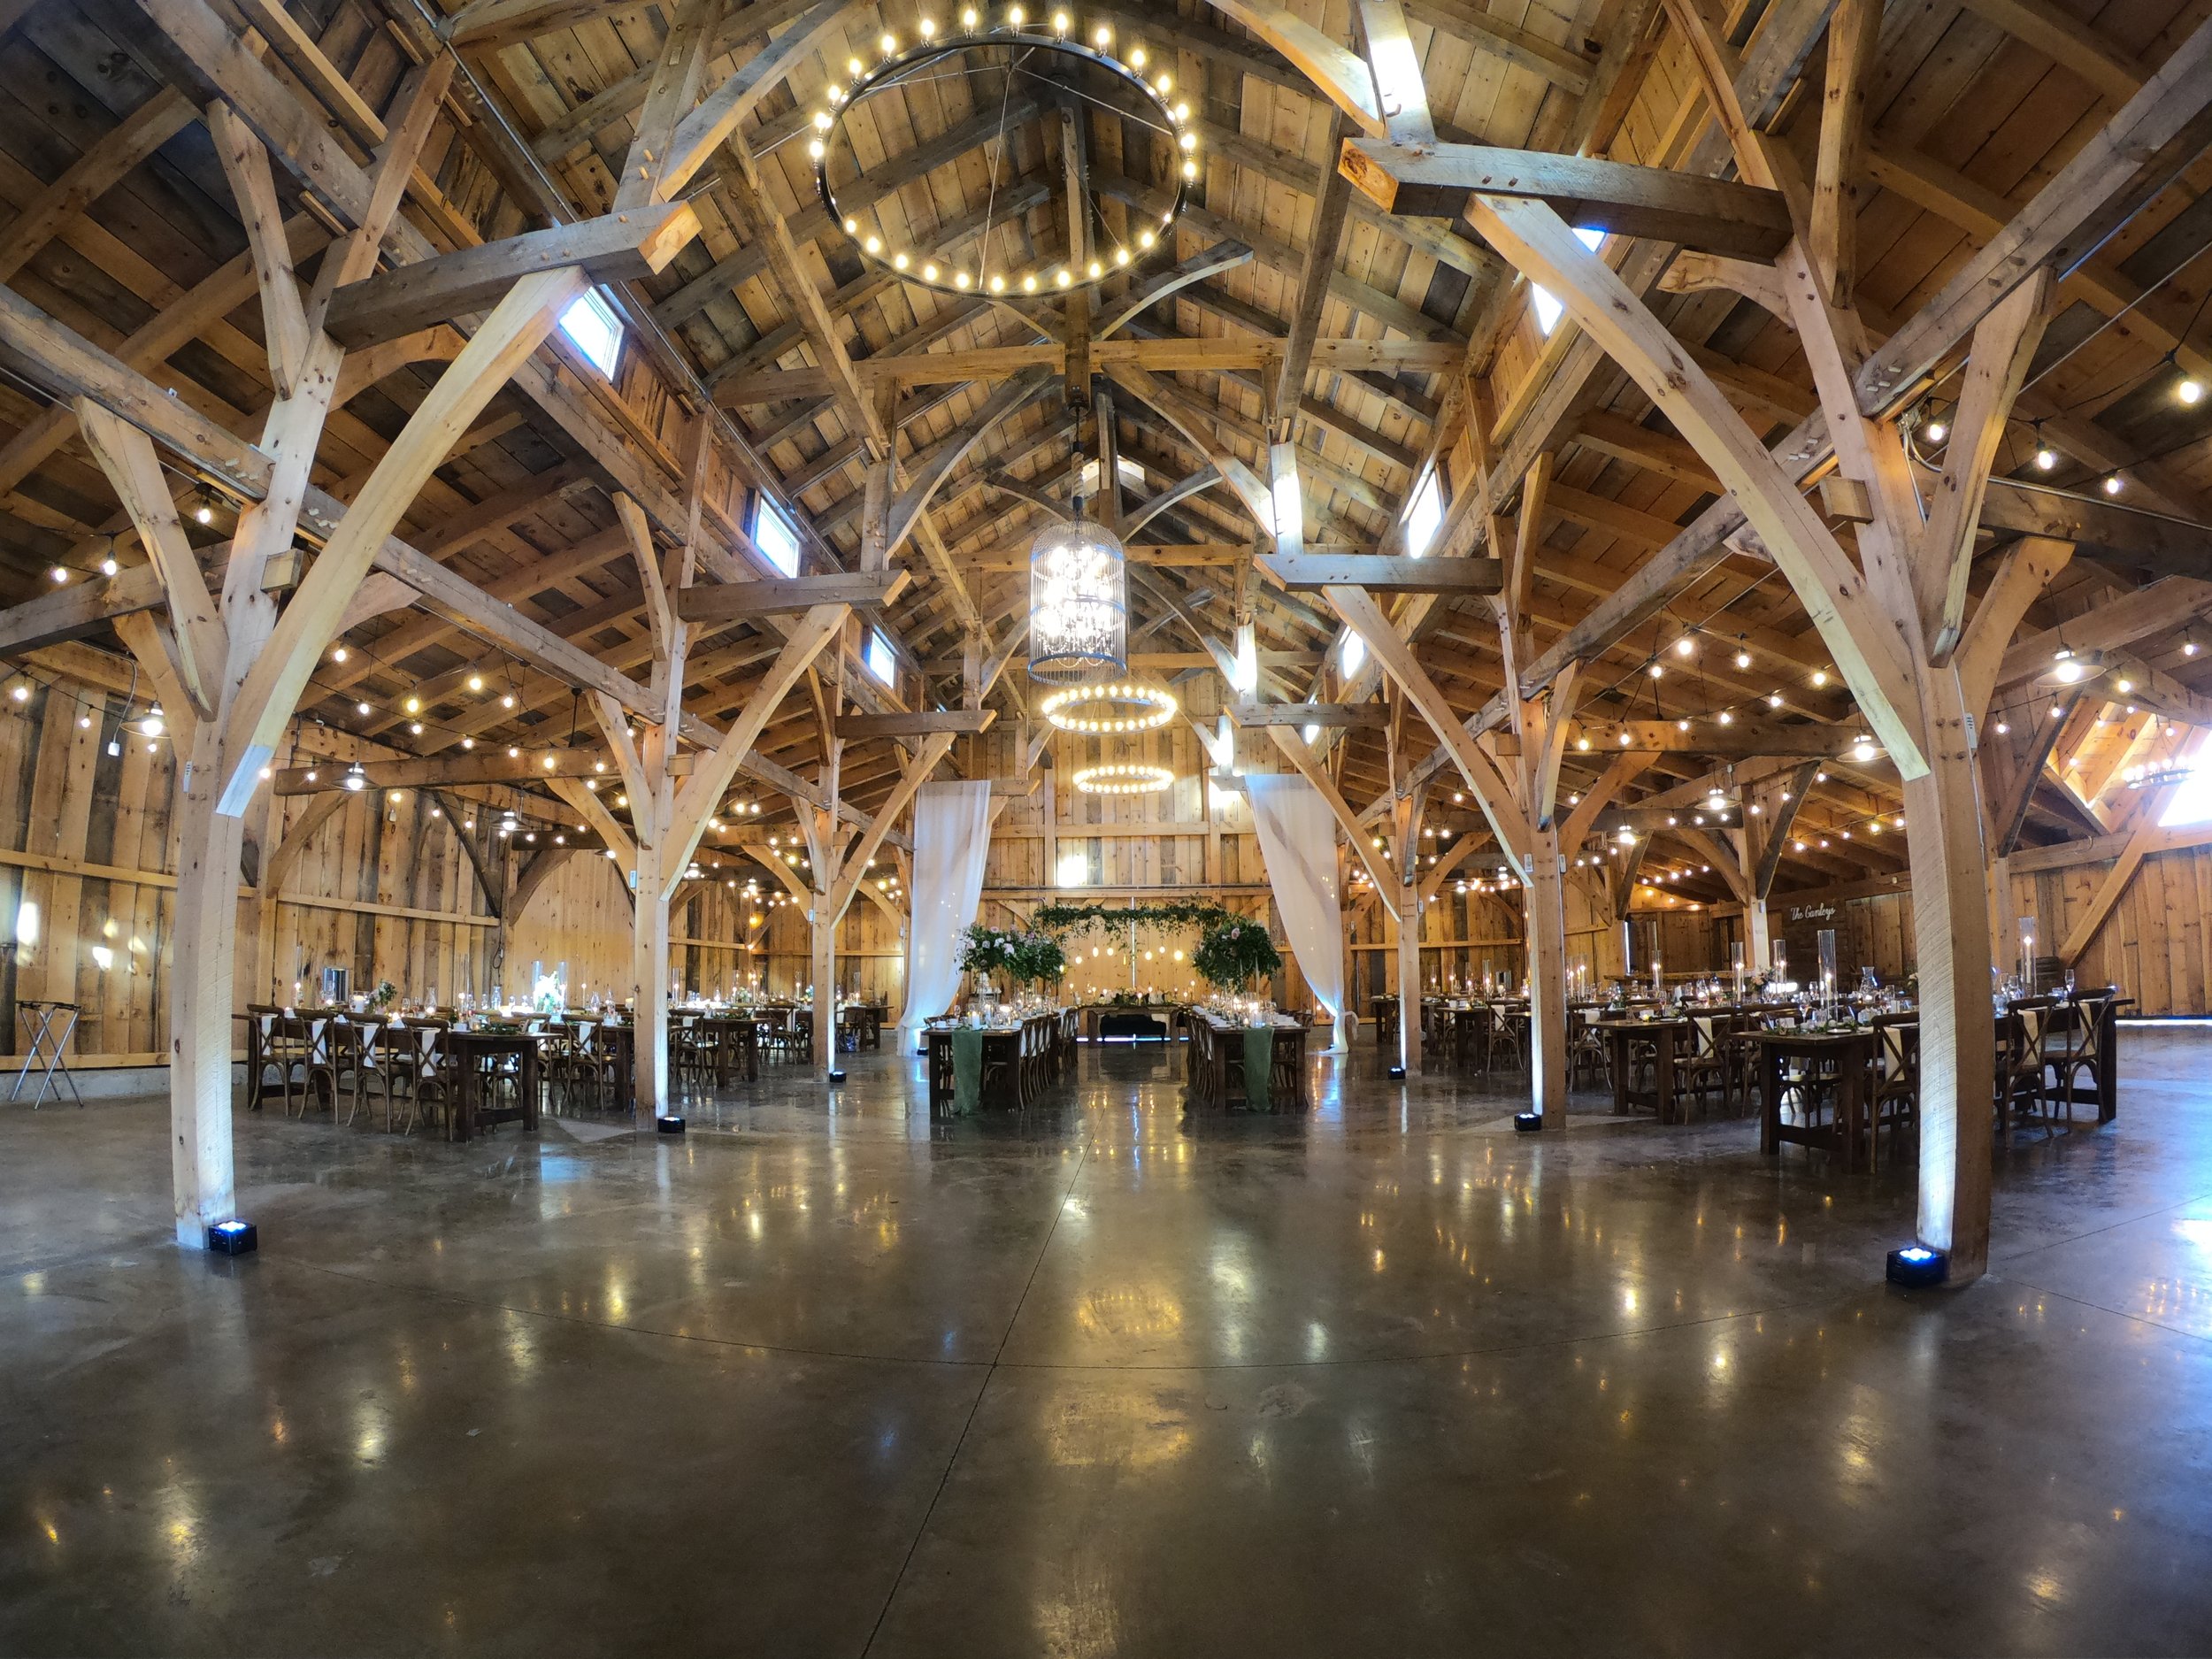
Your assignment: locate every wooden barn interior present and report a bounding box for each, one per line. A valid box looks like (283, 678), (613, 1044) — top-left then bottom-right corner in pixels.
(3, 0), (2212, 1648)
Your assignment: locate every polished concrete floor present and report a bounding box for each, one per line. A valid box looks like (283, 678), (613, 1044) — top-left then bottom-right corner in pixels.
(4, 1032), (2212, 1656)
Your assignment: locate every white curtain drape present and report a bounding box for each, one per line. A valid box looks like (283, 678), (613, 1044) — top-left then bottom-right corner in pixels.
(1245, 773), (1350, 1050)
(897, 780), (995, 1048)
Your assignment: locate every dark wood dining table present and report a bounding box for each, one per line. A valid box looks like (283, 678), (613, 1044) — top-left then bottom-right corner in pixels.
(1184, 1011), (1309, 1111)
(925, 1014), (1058, 1113)
(444, 1030), (541, 1142)
(1747, 1026), (1877, 1171)
(1588, 1015), (1691, 1122)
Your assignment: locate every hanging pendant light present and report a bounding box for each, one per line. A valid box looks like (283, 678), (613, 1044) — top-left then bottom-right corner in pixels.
(1027, 496), (1126, 685)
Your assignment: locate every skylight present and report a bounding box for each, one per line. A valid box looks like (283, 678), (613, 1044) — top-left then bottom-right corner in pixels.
(1403, 470), (1443, 557)
(864, 629), (896, 687)
(752, 495), (802, 578)
(1532, 227), (1609, 336)
(557, 288), (624, 379)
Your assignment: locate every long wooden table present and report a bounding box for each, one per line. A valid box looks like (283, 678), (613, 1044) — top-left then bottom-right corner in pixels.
(925, 1013), (1060, 1113)
(445, 1029), (541, 1142)
(1184, 1012), (1309, 1112)
(1589, 1015), (1690, 1122)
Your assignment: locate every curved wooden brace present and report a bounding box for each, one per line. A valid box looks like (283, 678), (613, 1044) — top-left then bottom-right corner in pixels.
(1125, 466), (1224, 535)
(330, 326), (465, 409)
(885, 368), (1056, 554)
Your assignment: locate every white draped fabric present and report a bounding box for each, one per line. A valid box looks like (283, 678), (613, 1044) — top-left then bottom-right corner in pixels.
(897, 780), (995, 1048)
(1245, 773), (1350, 1050)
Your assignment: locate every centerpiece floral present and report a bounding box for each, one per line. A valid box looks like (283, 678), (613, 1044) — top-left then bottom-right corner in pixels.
(957, 926), (1065, 988)
(1192, 918), (1283, 990)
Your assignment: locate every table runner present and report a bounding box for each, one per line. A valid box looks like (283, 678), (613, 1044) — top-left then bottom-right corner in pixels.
(950, 1027), (984, 1115)
(1242, 1025), (1274, 1110)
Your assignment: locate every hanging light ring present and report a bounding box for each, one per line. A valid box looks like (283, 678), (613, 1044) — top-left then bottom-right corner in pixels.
(1071, 762), (1175, 794)
(1041, 680), (1177, 733)
(814, 28), (1194, 299)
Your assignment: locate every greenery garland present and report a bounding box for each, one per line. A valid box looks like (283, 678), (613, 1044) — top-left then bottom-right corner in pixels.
(1030, 900), (1242, 938)
(1192, 918), (1284, 989)
(957, 926), (1066, 986)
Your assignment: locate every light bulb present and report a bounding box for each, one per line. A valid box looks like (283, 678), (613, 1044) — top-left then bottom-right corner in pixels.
(1925, 419), (1947, 442)
(2180, 375), (2203, 405)
(49, 566), (66, 583)
(2035, 443), (2057, 470)
(99, 557), (117, 576)
(2103, 473), (2124, 495)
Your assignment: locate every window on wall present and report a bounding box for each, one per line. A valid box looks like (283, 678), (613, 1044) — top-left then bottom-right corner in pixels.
(864, 629), (896, 687)
(558, 288), (625, 379)
(2159, 741), (2212, 826)
(752, 495), (802, 577)
(1402, 470), (1443, 557)
(1532, 227), (1609, 335)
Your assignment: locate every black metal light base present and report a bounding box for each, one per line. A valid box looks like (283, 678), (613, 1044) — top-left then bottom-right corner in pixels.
(826, 1069), (849, 1084)
(1386, 1064), (1406, 1080)
(657, 1115), (687, 1135)
(1513, 1111), (1543, 1133)
(1886, 1244), (1947, 1287)
(206, 1218), (257, 1255)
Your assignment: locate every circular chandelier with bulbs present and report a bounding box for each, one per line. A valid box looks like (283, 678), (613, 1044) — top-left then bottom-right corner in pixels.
(1041, 680), (1178, 733)
(1071, 762), (1175, 795)
(813, 15), (1195, 300)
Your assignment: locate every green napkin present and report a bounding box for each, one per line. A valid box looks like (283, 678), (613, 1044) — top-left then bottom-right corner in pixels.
(1242, 1025), (1274, 1111)
(951, 1027), (985, 1115)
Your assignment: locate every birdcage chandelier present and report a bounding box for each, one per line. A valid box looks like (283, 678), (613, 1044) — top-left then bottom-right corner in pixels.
(811, 15), (1196, 300)
(1026, 503), (1128, 685)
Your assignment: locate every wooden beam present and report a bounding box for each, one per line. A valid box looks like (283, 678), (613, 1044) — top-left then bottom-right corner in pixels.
(1977, 483), (2212, 572)
(1809, 0), (1878, 308)
(1752, 762), (1820, 900)
(320, 205), (700, 347)
(1094, 242), (1258, 340)
(1325, 584), (1532, 870)
(653, 0), (849, 200)
(0, 88), (194, 288)
(1340, 140), (1796, 259)
(1203, 0), (1386, 134)
(1266, 729), (1400, 916)
(219, 266), (593, 810)
(2059, 818), (2163, 963)
(547, 775), (638, 867)
(676, 570), (909, 622)
(663, 605), (845, 893)
(837, 709), (996, 739)
(828, 731), (954, 921)
(1259, 552), (1504, 592)
(1855, 14), (2212, 422)
(73, 402), (227, 721)
(1354, 0), (1437, 145)
(1958, 538), (2074, 723)
(1273, 111), (1357, 432)
(1919, 273), (2050, 663)
(709, 123), (886, 456)
(1559, 751), (1655, 849)
(1229, 701), (1389, 729)
(1576, 718), (1846, 757)
(1475, 196), (1927, 780)
(273, 749), (617, 794)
